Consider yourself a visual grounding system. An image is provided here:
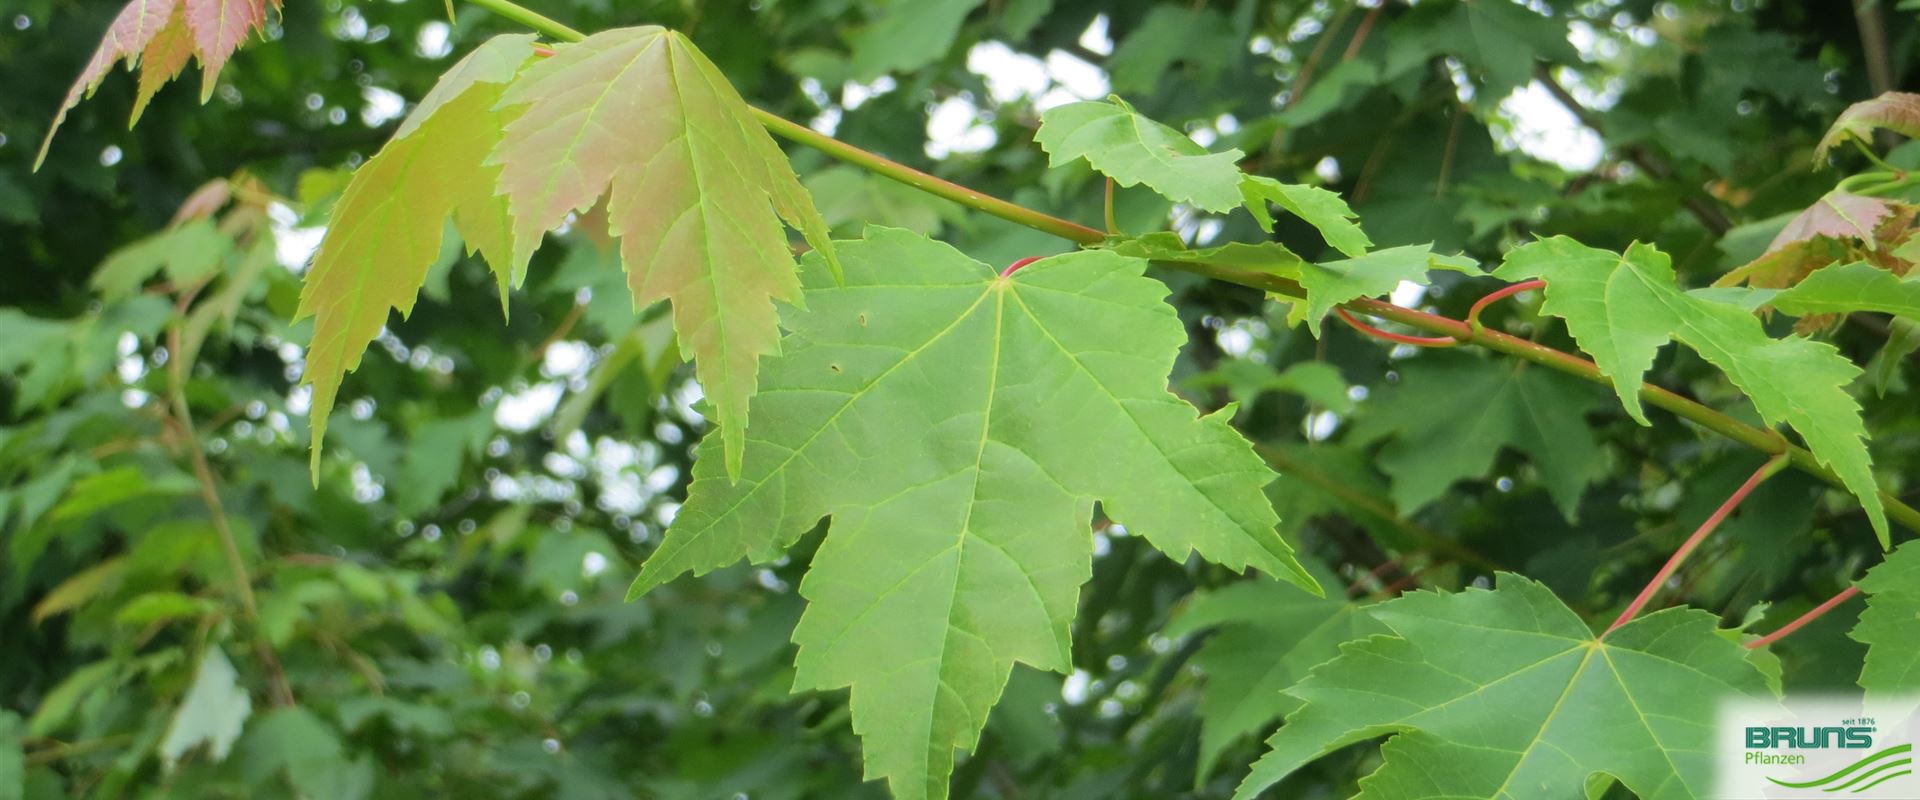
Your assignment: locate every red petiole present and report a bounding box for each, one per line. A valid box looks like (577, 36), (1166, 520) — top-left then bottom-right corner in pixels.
(1334, 307), (1462, 347)
(1467, 279), (1545, 329)
(1745, 585), (1862, 650)
(1604, 455), (1788, 637)
(1001, 256), (1044, 277)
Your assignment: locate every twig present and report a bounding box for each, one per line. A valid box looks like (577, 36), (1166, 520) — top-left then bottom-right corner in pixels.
(1345, 559), (1405, 596)
(1283, 4), (1354, 110)
(1257, 443), (1497, 571)
(1853, 0), (1894, 99)
(24, 734), (136, 766)
(165, 298), (295, 708)
(531, 302), (586, 360)
(1341, 4), (1382, 62)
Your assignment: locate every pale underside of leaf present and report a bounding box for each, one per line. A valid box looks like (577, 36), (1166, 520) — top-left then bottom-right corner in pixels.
(1100, 231), (1305, 275)
(1292, 245), (1475, 336)
(1036, 99), (1246, 212)
(1767, 261), (1920, 322)
(1236, 574), (1773, 800)
(160, 645), (252, 765)
(627, 229), (1314, 800)
(489, 26), (835, 479)
(1240, 175), (1373, 258)
(297, 35), (531, 471)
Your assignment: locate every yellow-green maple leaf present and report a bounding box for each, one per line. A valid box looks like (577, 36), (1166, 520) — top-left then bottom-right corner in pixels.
(296, 34), (534, 470)
(488, 26), (836, 479)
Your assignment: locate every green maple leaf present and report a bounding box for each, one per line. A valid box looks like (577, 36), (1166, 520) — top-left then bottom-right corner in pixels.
(1164, 561), (1385, 778)
(1293, 245), (1477, 335)
(296, 34), (534, 471)
(1100, 231), (1305, 275)
(627, 228), (1316, 800)
(1852, 540), (1920, 700)
(1037, 98), (1246, 212)
(1106, 5), (1239, 94)
(1762, 261), (1920, 321)
(1235, 574), (1775, 800)
(1241, 176), (1373, 258)
(1497, 236), (1887, 543)
(849, 0), (984, 80)
(489, 26), (836, 479)
(1352, 352), (1604, 521)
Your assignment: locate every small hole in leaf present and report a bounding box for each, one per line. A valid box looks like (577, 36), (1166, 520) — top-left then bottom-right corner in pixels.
(829, 364), (842, 373)
(857, 313), (868, 326)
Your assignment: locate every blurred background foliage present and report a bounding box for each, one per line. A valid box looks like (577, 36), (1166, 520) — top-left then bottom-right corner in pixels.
(1, 0), (1916, 797)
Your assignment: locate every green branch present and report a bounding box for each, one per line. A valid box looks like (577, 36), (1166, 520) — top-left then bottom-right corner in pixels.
(461, 0), (1920, 538)
(748, 110), (1108, 244)
(465, 0), (584, 40)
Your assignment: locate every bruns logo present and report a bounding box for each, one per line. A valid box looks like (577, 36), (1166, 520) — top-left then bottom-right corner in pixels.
(1717, 699), (1920, 799)
(1746, 726), (1877, 749)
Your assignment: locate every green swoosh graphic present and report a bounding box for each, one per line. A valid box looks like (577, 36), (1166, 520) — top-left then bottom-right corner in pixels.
(1833, 758), (1911, 792)
(1766, 744), (1913, 789)
(1853, 769), (1911, 793)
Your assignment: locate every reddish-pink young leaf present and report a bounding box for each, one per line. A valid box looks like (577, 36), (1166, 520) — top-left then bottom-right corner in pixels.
(183, 0), (273, 97)
(1768, 191), (1894, 252)
(168, 177), (234, 226)
(489, 26), (836, 480)
(1817, 91), (1920, 160)
(36, 0), (272, 169)
(134, 6), (198, 123)
(35, 0), (179, 169)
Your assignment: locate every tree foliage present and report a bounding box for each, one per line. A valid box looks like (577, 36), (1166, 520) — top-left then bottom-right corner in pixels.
(6, 0), (1920, 798)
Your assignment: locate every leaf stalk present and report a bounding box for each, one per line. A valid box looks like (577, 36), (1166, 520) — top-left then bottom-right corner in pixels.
(1332, 307), (1461, 348)
(1604, 455), (1789, 637)
(1745, 584), (1863, 650)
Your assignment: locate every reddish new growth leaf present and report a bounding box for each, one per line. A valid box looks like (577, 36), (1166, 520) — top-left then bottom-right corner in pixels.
(1768, 192), (1895, 253)
(1817, 91), (1920, 160)
(1721, 191), (1920, 332)
(36, 0), (276, 169)
(183, 0), (272, 94)
(489, 26), (836, 480)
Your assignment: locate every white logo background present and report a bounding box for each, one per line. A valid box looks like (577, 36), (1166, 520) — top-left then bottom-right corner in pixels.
(1715, 695), (1920, 799)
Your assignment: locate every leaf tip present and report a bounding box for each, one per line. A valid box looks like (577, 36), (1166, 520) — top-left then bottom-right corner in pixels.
(623, 571), (656, 602)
